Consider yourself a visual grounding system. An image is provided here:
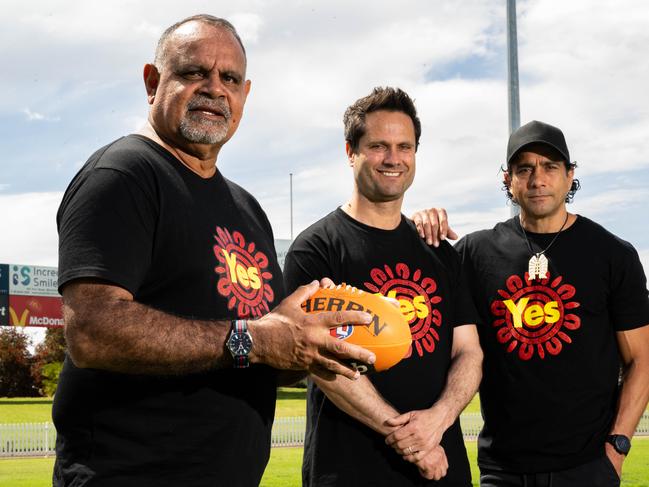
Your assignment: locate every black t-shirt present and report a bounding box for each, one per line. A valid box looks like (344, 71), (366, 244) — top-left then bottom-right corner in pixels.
(456, 216), (649, 473)
(53, 135), (285, 487)
(284, 208), (477, 487)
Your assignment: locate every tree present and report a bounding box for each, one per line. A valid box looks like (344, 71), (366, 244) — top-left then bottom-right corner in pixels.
(32, 327), (66, 397)
(0, 327), (37, 397)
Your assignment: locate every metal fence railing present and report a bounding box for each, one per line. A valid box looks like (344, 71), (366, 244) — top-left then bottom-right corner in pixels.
(0, 422), (56, 457)
(272, 416), (307, 447)
(2, 412), (648, 457)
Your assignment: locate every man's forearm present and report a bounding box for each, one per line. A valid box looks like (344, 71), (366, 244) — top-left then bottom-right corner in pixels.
(65, 290), (231, 375)
(65, 279), (377, 379)
(611, 326), (649, 438)
(312, 374), (399, 436)
(611, 360), (649, 437)
(432, 329), (483, 430)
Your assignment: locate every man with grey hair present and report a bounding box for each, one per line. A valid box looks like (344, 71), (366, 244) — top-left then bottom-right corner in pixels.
(53, 14), (374, 486)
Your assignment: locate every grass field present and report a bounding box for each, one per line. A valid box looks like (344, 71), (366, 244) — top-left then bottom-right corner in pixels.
(0, 390), (582, 422)
(0, 398), (54, 423)
(2, 439), (648, 487)
(1, 390), (648, 486)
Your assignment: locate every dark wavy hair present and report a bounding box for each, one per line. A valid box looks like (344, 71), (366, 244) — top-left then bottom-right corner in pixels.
(502, 151), (581, 204)
(344, 87), (421, 153)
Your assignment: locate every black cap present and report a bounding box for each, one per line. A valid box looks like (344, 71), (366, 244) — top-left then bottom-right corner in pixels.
(507, 120), (570, 166)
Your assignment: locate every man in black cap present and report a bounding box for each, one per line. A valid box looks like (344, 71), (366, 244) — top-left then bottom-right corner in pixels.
(413, 120), (649, 486)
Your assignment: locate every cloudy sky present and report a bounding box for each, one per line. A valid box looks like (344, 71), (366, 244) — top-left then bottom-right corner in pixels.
(1, 0), (648, 282)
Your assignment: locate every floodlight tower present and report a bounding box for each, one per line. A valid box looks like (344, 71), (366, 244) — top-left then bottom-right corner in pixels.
(507, 0), (521, 216)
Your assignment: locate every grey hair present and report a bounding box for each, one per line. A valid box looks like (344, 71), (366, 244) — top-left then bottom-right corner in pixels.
(153, 14), (246, 69)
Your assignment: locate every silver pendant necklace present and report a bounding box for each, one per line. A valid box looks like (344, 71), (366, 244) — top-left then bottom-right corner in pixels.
(520, 213), (569, 280)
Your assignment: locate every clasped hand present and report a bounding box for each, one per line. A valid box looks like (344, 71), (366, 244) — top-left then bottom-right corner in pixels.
(384, 407), (450, 480)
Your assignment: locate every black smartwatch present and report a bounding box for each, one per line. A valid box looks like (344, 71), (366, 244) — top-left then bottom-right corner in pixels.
(606, 434), (631, 455)
(226, 319), (253, 368)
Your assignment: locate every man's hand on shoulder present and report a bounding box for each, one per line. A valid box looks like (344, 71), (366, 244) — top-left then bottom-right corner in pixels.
(410, 207), (458, 247)
(248, 280), (376, 381)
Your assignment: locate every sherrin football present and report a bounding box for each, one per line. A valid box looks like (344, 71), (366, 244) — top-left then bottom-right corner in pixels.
(302, 284), (412, 372)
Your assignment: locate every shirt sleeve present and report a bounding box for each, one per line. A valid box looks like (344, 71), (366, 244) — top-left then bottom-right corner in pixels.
(609, 241), (649, 331)
(450, 237), (481, 328)
(57, 167), (157, 295)
(283, 232), (334, 295)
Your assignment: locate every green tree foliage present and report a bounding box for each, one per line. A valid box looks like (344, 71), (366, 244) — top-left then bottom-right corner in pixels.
(40, 361), (64, 397)
(0, 327), (37, 397)
(31, 327), (66, 397)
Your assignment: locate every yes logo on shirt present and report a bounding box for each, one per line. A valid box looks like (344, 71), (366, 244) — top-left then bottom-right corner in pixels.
(490, 272), (581, 360)
(364, 263), (442, 359)
(213, 226), (274, 318)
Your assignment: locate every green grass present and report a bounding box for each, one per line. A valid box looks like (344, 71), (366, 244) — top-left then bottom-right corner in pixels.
(275, 387), (481, 416)
(0, 398), (53, 424)
(260, 447), (303, 486)
(4, 439), (648, 487)
(2, 391), (648, 486)
(464, 394), (481, 414)
(0, 457), (55, 487)
(275, 387), (307, 417)
(0, 389), (306, 423)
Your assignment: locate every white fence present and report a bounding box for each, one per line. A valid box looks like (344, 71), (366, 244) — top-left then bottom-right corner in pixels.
(2, 413), (649, 457)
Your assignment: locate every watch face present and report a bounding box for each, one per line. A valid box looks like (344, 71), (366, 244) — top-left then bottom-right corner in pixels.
(614, 435), (631, 454)
(229, 332), (253, 355)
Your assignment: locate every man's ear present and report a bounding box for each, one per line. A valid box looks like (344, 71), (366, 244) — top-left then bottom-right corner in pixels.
(503, 170), (512, 189)
(143, 64), (160, 105)
(345, 142), (355, 167)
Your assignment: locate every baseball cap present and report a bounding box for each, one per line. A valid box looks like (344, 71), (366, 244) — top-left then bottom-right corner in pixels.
(506, 120), (570, 166)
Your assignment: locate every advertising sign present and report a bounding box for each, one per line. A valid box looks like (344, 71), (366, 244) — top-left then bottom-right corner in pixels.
(8, 295), (64, 328)
(9, 264), (59, 297)
(0, 295), (7, 326)
(1, 264), (10, 326)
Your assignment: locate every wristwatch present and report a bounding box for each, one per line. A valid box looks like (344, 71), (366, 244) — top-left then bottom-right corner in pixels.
(226, 320), (253, 368)
(606, 434), (631, 455)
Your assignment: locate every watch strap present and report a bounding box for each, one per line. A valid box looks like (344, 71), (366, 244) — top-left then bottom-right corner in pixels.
(606, 434), (631, 455)
(231, 319), (250, 369)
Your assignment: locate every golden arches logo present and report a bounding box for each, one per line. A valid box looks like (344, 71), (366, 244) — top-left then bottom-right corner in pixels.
(9, 307), (29, 326)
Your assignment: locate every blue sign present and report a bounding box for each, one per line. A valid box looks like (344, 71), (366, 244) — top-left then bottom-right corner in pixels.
(0, 294), (7, 326)
(0, 264), (8, 294)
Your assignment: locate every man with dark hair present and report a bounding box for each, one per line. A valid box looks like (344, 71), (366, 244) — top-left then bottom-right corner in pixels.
(53, 15), (375, 487)
(284, 86), (483, 486)
(413, 120), (649, 486)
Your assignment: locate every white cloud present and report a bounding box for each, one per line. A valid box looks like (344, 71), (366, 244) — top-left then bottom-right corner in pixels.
(23, 108), (60, 122)
(573, 188), (649, 218)
(229, 12), (264, 45)
(639, 249), (649, 279)
(1, 0), (648, 283)
(0, 192), (61, 267)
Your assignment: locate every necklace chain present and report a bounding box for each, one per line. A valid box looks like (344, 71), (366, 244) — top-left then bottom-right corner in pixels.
(520, 213), (569, 280)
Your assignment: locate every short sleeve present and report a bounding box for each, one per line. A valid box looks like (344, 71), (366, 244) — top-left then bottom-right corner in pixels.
(609, 242), (649, 331)
(448, 239), (479, 327)
(283, 233), (333, 295)
(57, 168), (157, 295)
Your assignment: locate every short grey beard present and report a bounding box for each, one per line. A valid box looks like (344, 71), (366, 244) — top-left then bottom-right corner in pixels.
(179, 116), (229, 144)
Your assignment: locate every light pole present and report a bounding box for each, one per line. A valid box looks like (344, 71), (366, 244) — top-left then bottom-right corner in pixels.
(289, 173), (293, 240)
(507, 0), (521, 135)
(507, 0), (521, 216)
